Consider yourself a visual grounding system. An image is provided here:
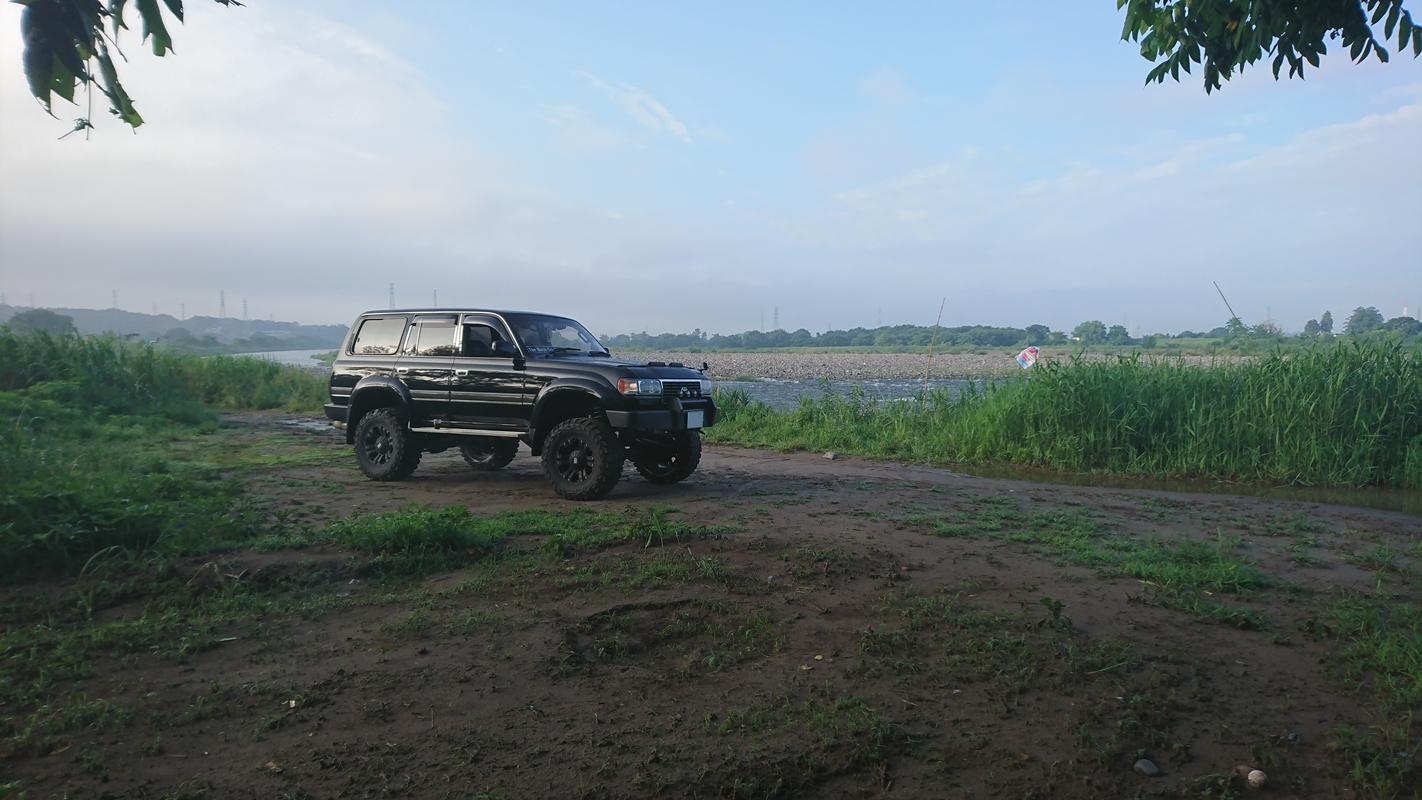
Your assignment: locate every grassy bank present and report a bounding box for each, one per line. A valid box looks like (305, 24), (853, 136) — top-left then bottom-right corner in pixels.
(0, 329), (327, 577)
(707, 342), (1422, 488)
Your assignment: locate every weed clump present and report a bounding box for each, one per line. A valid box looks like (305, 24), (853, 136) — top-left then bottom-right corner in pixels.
(316, 506), (509, 576)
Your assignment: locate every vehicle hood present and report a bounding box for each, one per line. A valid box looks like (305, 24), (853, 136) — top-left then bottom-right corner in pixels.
(536, 355), (705, 380)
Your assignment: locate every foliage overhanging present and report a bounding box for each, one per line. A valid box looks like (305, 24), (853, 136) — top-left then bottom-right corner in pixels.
(17, 0), (239, 129)
(1120, 0), (1421, 92)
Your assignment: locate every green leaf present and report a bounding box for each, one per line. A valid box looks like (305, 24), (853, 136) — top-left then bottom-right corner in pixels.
(161, 0), (184, 22)
(109, 0), (130, 34)
(134, 0), (174, 56)
(97, 46), (143, 128)
(48, 55), (77, 104)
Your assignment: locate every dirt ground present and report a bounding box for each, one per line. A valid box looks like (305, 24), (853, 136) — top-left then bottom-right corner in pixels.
(5, 412), (1419, 799)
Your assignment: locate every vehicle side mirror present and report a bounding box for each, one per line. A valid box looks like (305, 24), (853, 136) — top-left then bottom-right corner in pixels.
(492, 340), (517, 358)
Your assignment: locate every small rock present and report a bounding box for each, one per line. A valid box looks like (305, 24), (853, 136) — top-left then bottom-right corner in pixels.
(1247, 769), (1267, 789)
(824, 452), (837, 460)
(1134, 759), (1162, 777)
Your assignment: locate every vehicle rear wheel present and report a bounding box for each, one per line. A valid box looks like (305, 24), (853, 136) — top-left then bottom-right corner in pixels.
(541, 416), (623, 500)
(633, 430), (701, 484)
(354, 408), (421, 481)
(460, 437), (519, 471)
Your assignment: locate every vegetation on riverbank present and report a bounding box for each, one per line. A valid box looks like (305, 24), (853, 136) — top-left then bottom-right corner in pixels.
(0, 329), (327, 576)
(707, 342), (1422, 488)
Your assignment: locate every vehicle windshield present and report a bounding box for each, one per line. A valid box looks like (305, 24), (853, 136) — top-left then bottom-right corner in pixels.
(505, 314), (609, 356)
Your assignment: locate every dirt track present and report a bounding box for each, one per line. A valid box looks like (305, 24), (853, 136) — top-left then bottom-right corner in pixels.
(8, 413), (1419, 799)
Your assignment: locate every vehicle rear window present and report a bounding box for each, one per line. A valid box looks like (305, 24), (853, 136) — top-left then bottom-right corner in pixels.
(351, 317), (407, 355)
(407, 321), (458, 357)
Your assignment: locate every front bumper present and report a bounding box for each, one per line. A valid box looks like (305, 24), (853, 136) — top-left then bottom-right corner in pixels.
(607, 401), (717, 431)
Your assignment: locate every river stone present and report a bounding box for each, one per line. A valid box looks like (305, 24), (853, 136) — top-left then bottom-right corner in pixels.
(1134, 759), (1162, 777)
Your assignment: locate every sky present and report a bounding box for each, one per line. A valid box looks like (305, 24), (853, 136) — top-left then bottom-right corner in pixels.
(1, 1), (1419, 336)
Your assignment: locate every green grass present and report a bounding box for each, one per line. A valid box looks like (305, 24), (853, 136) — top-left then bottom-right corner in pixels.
(0, 328), (326, 416)
(0, 329), (328, 577)
(915, 498), (1270, 628)
(1318, 597), (1422, 797)
(707, 341), (1422, 488)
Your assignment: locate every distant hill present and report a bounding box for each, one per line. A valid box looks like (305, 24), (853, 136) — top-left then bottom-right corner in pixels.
(0, 305), (347, 349)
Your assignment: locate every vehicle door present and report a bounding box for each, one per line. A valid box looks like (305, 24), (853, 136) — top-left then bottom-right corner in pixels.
(449, 314), (527, 426)
(394, 315), (458, 420)
(331, 315), (408, 403)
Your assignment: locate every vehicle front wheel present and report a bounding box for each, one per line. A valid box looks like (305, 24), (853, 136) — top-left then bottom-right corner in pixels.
(460, 437), (519, 471)
(353, 408), (421, 481)
(632, 430), (701, 484)
(541, 416), (623, 500)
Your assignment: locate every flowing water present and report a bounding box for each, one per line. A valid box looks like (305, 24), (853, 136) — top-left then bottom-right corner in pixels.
(244, 348), (334, 368)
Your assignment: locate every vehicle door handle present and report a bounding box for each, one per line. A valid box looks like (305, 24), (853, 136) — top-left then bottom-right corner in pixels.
(396, 367), (408, 374)
(455, 369), (469, 376)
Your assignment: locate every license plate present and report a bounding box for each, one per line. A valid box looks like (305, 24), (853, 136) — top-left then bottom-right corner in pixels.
(686, 410), (704, 429)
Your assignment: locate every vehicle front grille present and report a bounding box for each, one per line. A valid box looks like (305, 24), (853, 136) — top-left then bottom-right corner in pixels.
(662, 381), (702, 400)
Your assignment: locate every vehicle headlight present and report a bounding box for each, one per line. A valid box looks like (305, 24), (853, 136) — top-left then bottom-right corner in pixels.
(700, 379), (712, 395)
(618, 378), (662, 395)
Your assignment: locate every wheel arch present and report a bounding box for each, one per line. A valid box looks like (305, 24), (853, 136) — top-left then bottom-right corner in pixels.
(346, 378), (412, 444)
(528, 382), (613, 455)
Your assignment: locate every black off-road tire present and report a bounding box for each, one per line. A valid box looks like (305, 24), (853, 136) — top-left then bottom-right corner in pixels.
(541, 416), (624, 501)
(460, 437), (519, 471)
(353, 408), (421, 481)
(633, 430), (702, 484)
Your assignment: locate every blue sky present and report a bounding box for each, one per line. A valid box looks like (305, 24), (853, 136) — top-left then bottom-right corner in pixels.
(1, 1), (1419, 335)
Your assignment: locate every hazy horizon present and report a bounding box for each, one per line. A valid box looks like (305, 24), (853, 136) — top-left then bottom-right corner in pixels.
(3, 298), (1403, 340)
(2, 2), (1419, 337)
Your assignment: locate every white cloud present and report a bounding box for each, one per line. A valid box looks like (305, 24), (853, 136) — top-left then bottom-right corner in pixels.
(576, 71), (691, 143)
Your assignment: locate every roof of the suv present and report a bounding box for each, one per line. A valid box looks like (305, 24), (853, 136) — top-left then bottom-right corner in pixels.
(361, 309), (551, 317)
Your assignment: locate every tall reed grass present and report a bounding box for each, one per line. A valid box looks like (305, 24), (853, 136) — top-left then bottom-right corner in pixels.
(708, 342), (1422, 488)
(1, 329), (328, 578)
(0, 328), (326, 416)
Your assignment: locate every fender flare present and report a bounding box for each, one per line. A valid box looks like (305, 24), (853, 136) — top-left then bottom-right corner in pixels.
(528, 380), (619, 449)
(345, 377), (413, 443)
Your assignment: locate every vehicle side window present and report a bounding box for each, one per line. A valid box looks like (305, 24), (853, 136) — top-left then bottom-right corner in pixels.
(406, 321), (458, 357)
(461, 323), (508, 357)
(351, 317), (407, 355)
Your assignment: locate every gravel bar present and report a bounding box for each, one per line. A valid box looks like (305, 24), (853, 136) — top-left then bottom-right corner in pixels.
(625, 351), (1235, 380)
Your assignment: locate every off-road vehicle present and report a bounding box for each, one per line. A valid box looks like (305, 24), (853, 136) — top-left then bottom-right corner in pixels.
(324, 310), (718, 500)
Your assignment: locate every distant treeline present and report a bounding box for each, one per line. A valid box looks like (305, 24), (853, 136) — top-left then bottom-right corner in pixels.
(0, 304), (347, 347)
(0, 306), (346, 354)
(603, 324), (1062, 351)
(605, 307), (1422, 352)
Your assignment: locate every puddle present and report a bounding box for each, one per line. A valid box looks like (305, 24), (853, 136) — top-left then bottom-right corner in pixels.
(275, 418), (337, 433)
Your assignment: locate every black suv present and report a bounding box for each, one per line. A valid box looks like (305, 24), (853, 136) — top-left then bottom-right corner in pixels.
(324, 309), (718, 500)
